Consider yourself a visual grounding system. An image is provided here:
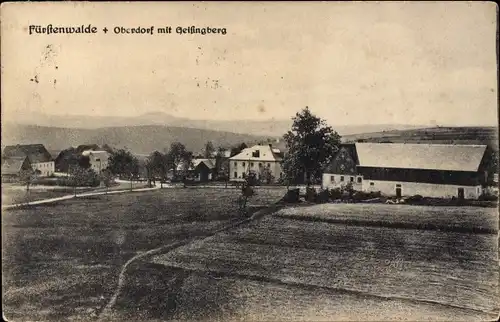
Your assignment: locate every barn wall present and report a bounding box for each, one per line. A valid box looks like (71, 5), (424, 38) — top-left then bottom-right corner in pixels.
(361, 179), (482, 199)
(322, 173), (363, 190)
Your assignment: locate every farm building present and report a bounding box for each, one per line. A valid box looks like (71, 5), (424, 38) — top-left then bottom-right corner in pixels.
(3, 144), (55, 177)
(1, 156), (32, 180)
(176, 158), (217, 182)
(81, 150), (110, 173)
(323, 143), (489, 200)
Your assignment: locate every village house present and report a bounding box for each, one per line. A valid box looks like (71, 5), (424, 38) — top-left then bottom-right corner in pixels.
(81, 150), (110, 173)
(323, 142), (489, 200)
(1, 156), (32, 180)
(229, 144), (284, 182)
(3, 144), (55, 177)
(176, 158), (217, 182)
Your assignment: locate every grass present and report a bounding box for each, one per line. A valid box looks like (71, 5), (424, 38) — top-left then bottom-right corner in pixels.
(2, 187), (286, 321)
(1, 187), (82, 205)
(274, 203), (499, 234)
(149, 204), (499, 320)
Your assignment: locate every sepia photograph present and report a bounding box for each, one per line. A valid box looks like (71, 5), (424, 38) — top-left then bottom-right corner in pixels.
(1, 1), (499, 321)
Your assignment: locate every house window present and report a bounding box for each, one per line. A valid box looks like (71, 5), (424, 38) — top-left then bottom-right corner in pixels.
(267, 163), (271, 167)
(330, 175), (335, 182)
(259, 163), (263, 167)
(234, 172), (237, 178)
(357, 177), (362, 183)
(396, 184), (401, 188)
(234, 162), (237, 167)
(242, 162), (245, 167)
(370, 182), (374, 186)
(350, 177), (354, 182)
(340, 176), (344, 182)
(251, 162), (254, 167)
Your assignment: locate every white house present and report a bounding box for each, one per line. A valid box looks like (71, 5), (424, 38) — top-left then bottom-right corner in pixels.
(323, 143), (488, 200)
(2, 144), (55, 177)
(229, 144), (283, 182)
(82, 150), (109, 173)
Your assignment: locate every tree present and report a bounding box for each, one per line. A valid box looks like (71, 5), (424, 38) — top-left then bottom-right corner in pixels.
(69, 166), (100, 196)
(147, 151), (167, 188)
(230, 142), (248, 157)
(260, 164), (275, 184)
(282, 107), (341, 186)
(178, 152), (194, 187)
(100, 169), (114, 196)
(215, 147), (229, 183)
(204, 141), (215, 158)
(165, 142), (192, 180)
(19, 168), (36, 204)
(108, 149), (139, 179)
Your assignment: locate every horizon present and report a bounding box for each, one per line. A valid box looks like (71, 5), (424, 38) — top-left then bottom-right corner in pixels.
(1, 2), (498, 128)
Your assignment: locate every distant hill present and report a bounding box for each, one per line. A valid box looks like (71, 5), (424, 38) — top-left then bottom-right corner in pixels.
(4, 111), (429, 137)
(342, 126), (499, 149)
(1, 124), (276, 156)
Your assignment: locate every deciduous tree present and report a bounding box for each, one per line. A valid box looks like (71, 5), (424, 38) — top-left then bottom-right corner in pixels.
(282, 106), (341, 186)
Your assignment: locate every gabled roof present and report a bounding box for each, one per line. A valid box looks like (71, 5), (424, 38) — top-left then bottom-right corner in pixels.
(355, 143), (487, 172)
(81, 150), (109, 158)
(1, 156), (30, 175)
(3, 144), (53, 163)
(230, 145), (283, 162)
(176, 158), (216, 171)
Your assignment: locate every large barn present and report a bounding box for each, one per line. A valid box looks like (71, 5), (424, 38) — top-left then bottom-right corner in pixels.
(322, 143), (489, 200)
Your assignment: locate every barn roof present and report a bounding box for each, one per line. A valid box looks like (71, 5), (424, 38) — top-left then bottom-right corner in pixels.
(355, 143), (487, 172)
(3, 144), (53, 163)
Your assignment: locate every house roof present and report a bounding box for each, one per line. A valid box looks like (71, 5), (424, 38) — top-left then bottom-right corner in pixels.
(176, 158), (216, 171)
(1, 156), (29, 175)
(230, 145), (283, 162)
(81, 150), (109, 158)
(3, 144), (53, 163)
(355, 143), (487, 172)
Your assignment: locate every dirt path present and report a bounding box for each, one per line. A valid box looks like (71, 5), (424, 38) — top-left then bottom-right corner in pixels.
(98, 205), (283, 319)
(1, 186), (160, 210)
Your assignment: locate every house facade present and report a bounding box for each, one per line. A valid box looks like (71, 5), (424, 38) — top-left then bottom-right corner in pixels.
(81, 150), (109, 173)
(229, 144), (283, 182)
(323, 143), (488, 200)
(3, 144), (55, 177)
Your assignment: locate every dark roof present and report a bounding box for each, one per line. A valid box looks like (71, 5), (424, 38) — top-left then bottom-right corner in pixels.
(1, 156), (30, 175)
(3, 144), (53, 163)
(355, 143), (487, 172)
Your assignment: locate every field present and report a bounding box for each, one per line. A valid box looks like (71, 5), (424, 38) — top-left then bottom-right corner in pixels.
(3, 188), (498, 321)
(149, 203), (499, 321)
(1, 181), (152, 206)
(2, 187), (286, 320)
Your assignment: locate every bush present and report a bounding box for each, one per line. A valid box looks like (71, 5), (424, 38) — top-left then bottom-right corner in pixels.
(305, 187), (317, 202)
(478, 193), (498, 201)
(405, 195), (424, 203)
(329, 188), (342, 200)
(317, 189), (331, 203)
(280, 188), (300, 203)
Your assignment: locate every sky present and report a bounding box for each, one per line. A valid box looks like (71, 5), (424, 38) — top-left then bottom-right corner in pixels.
(1, 1), (498, 126)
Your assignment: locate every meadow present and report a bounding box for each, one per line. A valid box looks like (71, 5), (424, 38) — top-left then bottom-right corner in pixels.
(149, 203), (499, 321)
(3, 187), (498, 321)
(2, 187), (285, 320)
